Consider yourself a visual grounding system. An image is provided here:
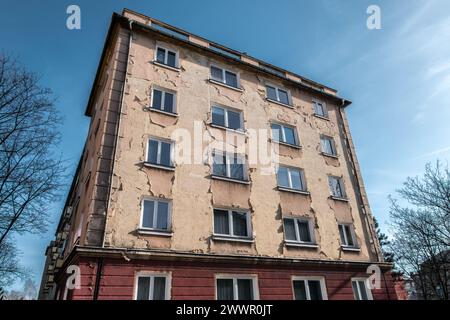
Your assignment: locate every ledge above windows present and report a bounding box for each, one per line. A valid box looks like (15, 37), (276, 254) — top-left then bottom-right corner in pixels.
(212, 234), (255, 243)
(321, 152), (339, 159)
(148, 107), (179, 117)
(143, 162), (176, 171)
(209, 123), (246, 135)
(330, 195), (349, 202)
(341, 245), (361, 252)
(209, 78), (244, 92)
(210, 174), (250, 185)
(284, 240), (319, 249)
(313, 114), (330, 121)
(137, 228), (173, 237)
(271, 139), (302, 149)
(266, 97), (293, 109)
(277, 186), (310, 195)
(152, 60), (181, 72)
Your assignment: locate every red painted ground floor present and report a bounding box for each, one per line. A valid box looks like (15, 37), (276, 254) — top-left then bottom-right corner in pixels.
(55, 247), (397, 300)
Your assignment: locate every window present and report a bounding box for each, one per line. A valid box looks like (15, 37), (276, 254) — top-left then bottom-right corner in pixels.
(277, 166), (307, 192)
(351, 278), (373, 300)
(271, 123), (299, 146)
(213, 209), (251, 239)
(140, 199), (171, 231)
(313, 101), (328, 118)
(146, 138), (173, 168)
(266, 84), (290, 105)
(210, 65), (239, 88)
(216, 276), (258, 300)
(151, 88), (176, 114)
(321, 135), (337, 156)
(283, 218), (314, 244)
(328, 176), (346, 199)
(212, 151), (246, 181)
(135, 273), (170, 300)
(211, 106), (243, 131)
(292, 277), (328, 300)
(338, 224), (357, 247)
(155, 46), (178, 68)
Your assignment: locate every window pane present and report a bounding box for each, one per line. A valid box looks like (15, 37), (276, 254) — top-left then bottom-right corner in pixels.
(338, 225), (346, 245)
(147, 140), (159, 164)
(315, 102), (325, 116)
(217, 279), (234, 300)
(163, 92), (174, 113)
(160, 142), (171, 166)
(167, 51), (176, 67)
(283, 126), (296, 145)
(290, 169), (303, 190)
(213, 153), (227, 177)
(211, 66), (223, 81)
(266, 86), (277, 100)
(278, 89), (289, 105)
(230, 162), (244, 180)
(358, 281), (368, 300)
(329, 177), (343, 197)
(212, 107), (225, 127)
(214, 209), (229, 235)
(225, 71), (238, 88)
(277, 167), (290, 188)
(156, 48), (165, 64)
(284, 219), (296, 241)
(227, 110), (241, 130)
(297, 221), (311, 242)
(232, 211), (248, 237)
(293, 280), (307, 300)
(142, 200), (154, 228)
(152, 90), (163, 110)
(153, 277), (166, 300)
(136, 277), (150, 300)
(156, 202), (169, 230)
(345, 225), (354, 246)
(352, 281), (361, 300)
(308, 281), (323, 300)
(321, 138), (333, 155)
(237, 279), (253, 300)
(271, 123), (282, 142)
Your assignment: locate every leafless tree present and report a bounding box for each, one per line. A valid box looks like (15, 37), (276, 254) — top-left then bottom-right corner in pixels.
(388, 160), (450, 300)
(0, 53), (64, 286)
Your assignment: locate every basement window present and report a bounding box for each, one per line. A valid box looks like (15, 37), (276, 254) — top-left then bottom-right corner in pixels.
(151, 88), (176, 114)
(351, 278), (373, 300)
(155, 46), (178, 68)
(328, 176), (346, 199)
(216, 275), (258, 300)
(313, 100), (328, 118)
(146, 138), (174, 169)
(212, 151), (247, 182)
(211, 105), (243, 131)
(283, 218), (315, 244)
(210, 65), (240, 89)
(213, 208), (252, 239)
(140, 199), (171, 232)
(277, 166), (307, 192)
(338, 223), (357, 248)
(320, 135), (337, 156)
(266, 84), (291, 106)
(292, 277), (328, 300)
(135, 273), (171, 300)
(271, 123), (299, 147)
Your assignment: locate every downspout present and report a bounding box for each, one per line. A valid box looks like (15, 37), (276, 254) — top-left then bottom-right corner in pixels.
(337, 99), (382, 262)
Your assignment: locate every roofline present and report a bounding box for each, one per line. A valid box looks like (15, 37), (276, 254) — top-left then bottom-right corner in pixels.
(84, 11), (351, 117)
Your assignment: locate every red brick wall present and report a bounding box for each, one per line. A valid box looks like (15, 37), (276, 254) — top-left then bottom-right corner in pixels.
(63, 257), (396, 300)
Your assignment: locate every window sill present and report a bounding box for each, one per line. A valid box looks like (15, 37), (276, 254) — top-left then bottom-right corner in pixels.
(313, 114), (330, 121)
(210, 123), (245, 135)
(211, 175), (250, 185)
(277, 186), (310, 195)
(212, 235), (254, 243)
(153, 61), (181, 72)
(272, 140), (302, 149)
(266, 98), (293, 109)
(149, 108), (179, 117)
(137, 229), (173, 237)
(341, 246), (361, 252)
(284, 241), (319, 249)
(330, 196), (349, 202)
(209, 79), (243, 92)
(143, 162), (176, 171)
(321, 152), (339, 159)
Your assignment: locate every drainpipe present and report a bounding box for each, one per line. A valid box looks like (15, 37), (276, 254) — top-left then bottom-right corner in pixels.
(93, 257), (104, 300)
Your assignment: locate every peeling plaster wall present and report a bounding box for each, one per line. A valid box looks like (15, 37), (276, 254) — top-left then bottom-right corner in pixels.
(101, 26), (376, 263)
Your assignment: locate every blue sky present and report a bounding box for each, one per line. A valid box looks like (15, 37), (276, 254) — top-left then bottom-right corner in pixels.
(1, 0), (449, 291)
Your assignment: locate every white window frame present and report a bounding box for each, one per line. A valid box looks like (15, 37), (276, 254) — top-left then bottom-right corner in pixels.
(211, 150), (248, 181)
(277, 166), (307, 191)
(154, 45), (179, 68)
(270, 122), (300, 146)
(134, 271), (172, 300)
(283, 217), (315, 244)
(351, 277), (373, 300)
(146, 137), (174, 168)
(291, 276), (328, 300)
(266, 83), (292, 106)
(150, 86), (177, 114)
(313, 100), (328, 118)
(328, 175), (346, 199)
(210, 64), (241, 89)
(211, 105), (244, 131)
(320, 135), (337, 156)
(140, 197), (172, 231)
(338, 223), (358, 248)
(215, 274), (259, 300)
(213, 208), (252, 239)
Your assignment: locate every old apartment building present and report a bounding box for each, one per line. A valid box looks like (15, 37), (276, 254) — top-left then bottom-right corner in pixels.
(39, 9), (396, 300)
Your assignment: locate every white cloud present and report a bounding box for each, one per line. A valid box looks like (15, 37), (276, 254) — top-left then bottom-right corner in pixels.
(412, 146), (450, 160)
